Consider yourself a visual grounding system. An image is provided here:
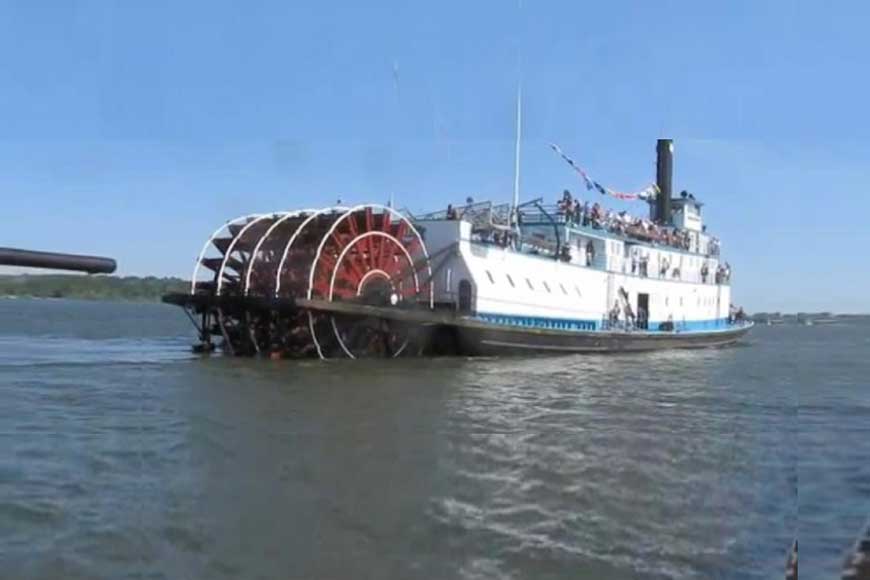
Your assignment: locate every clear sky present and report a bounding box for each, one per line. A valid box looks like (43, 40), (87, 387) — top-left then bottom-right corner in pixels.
(0, 0), (866, 312)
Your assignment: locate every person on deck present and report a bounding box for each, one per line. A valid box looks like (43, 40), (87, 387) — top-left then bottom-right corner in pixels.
(609, 302), (621, 328)
(571, 199), (582, 225)
(637, 305), (648, 330)
(591, 203), (602, 228)
(659, 257), (670, 277)
(558, 190), (573, 216)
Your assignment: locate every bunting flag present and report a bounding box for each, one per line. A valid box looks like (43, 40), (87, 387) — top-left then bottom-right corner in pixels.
(549, 143), (659, 202)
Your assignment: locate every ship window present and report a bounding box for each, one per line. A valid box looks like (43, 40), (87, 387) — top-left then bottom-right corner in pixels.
(559, 283), (568, 295)
(486, 270), (495, 284)
(665, 297), (669, 306)
(680, 297), (684, 306)
(506, 274), (515, 287)
(526, 278), (534, 291)
(542, 281), (551, 293)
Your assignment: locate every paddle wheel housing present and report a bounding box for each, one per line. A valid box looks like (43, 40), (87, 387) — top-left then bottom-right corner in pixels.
(182, 205), (433, 359)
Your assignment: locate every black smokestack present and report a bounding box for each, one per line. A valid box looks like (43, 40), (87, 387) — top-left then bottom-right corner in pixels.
(656, 139), (673, 225)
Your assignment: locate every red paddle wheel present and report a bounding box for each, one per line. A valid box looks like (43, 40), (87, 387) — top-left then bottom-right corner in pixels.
(305, 205), (432, 359)
(183, 205), (433, 359)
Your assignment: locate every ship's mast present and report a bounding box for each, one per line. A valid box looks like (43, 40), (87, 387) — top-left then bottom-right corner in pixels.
(512, 83), (522, 213)
(511, 0), (524, 219)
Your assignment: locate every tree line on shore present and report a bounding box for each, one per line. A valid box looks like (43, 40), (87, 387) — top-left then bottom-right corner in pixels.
(0, 274), (187, 302)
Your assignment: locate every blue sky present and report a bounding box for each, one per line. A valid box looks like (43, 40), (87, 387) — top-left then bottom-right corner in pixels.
(0, 0), (866, 312)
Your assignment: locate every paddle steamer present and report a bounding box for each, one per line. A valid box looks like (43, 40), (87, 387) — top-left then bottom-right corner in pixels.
(164, 138), (752, 358)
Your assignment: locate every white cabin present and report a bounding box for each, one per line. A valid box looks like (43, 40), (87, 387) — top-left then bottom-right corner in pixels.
(416, 205), (732, 333)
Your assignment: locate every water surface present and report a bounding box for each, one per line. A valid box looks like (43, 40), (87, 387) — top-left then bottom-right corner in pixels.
(0, 299), (864, 578)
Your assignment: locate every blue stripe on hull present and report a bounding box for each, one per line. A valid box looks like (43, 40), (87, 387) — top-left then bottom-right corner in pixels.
(475, 312), (731, 334)
(475, 312), (600, 331)
(651, 318), (730, 332)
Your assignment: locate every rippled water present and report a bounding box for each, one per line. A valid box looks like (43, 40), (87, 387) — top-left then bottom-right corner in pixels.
(0, 299), (866, 578)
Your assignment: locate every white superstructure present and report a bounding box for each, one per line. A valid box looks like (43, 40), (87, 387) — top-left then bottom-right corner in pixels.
(416, 197), (732, 334)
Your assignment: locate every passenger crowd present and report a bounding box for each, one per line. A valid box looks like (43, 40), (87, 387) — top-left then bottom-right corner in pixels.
(555, 190), (720, 256)
(442, 191), (732, 285)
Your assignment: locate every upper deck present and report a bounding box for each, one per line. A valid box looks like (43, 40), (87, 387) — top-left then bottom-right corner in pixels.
(414, 197), (732, 286)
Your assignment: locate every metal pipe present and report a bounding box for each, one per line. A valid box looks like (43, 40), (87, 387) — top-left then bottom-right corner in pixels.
(0, 247), (116, 274)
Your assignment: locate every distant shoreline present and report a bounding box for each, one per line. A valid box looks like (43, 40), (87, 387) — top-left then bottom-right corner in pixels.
(1, 274), (867, 315)
(0, 274), (187, 303)
(750, 312), (869, 324)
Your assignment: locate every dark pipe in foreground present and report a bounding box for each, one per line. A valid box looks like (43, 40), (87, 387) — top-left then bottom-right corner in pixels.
(0, 247), (117, 274)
